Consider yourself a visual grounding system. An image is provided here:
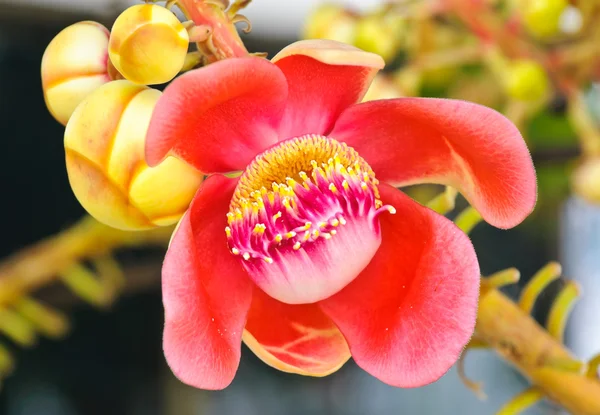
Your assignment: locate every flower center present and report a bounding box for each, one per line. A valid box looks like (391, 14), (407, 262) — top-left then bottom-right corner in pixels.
(226, 134), (394, 304)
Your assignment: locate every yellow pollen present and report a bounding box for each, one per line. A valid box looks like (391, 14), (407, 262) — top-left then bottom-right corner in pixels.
(253, 223), (266, 234)
(329, 183), (338, 193)
(272, 211), (282, 221)
(293, 242), (301, 250)
(331, 219), (340, 227)
(229, 135), (378, 211)
(302, 231), (311, 242)
(225, 226), (232, 237)
(243, 252), (250, 260)
(264, 257), (274, 264)
(231, 247), (240, 255)
(274, 234), (283, 243)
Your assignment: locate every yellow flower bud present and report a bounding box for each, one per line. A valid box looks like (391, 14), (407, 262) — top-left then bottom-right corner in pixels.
(109, 4), (189, 85)
(64, 80), (203, 230)
(504, 59), (550, 102)
(523, 0), (568, 38)
(572, 158), (600, 204)
(303, 4), (357, 44)
(41, 21), (112, 126)
(354, 16), (401, 63)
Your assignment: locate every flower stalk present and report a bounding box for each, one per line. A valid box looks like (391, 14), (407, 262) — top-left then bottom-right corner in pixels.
(176, 0), (248, 61)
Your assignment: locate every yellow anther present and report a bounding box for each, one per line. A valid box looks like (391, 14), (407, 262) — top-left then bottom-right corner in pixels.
(231, 248), (240, 255)
(342, 180), (350, 190)
(318, 222), (327, 228)
(243, 253), (251, 260)
(331, 218), (340, 227)
(272, 211), (282, 221)
(285, 231), (297, 239)
(329, 183), (338, 193)
(387, 206), (397, 214)
(299, 171), (309, 181)
(312, 230), (320, 238)
(323, 232), (332, 240)
(330, 230), (337, 235)
(253, 223), (266, 234)
(274, 234), (283, 243)
(264, 257), (274, 264)
(293, 242), (302, 250)
(361, 182), (368, 190)
(302, 231), (311, 242)
(339, 216), (347, 225)
(225, 226), (232, 237)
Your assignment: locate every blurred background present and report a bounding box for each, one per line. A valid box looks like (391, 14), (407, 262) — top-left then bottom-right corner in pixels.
(0, 0), (599, 413)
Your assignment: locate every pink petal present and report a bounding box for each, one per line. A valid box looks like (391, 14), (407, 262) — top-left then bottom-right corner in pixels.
(330, 98), (537, 229)
(320, 183), (480, 388)
(146, 58), (288, 173)
(243, 287), (350, 376)
(162, 175), (253, 390)
(271, 40), (384, 139)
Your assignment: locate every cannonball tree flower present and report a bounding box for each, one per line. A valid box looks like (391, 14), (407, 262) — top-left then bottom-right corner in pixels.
(145, 40), (537, 389)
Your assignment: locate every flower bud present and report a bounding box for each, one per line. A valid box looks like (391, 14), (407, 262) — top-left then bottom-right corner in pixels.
(572, 158), (600, 204)
(504, 59), (550, 102)
(303, 4), (357, 45)
(109, 4), (189, 85)
(354, 15), (401, 63)
(41, 21), (112, 126)
(522, 0), (568, 38)
(64, 80), (203, 230)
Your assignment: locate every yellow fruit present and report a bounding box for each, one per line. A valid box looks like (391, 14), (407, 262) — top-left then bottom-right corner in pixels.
(523, 0), (568, 38)
(504, 60), (550, 102)
(41, 21), (112, 126)
(109, 4), (189, 85)
(64, 80), (203, 230)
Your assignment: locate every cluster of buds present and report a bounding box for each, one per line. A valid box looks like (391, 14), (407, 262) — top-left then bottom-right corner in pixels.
(41, 1), (250, 230)
(305, 1), (600, 208)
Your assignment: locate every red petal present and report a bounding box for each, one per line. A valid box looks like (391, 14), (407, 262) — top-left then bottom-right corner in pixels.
(271, 40), (384, 139)
(320, 183), (480, 388)
(162, 175), (253, 390)
(243, 287), (350, 376)
(331, 98), (537, 229)
(146, 58), (288, 173)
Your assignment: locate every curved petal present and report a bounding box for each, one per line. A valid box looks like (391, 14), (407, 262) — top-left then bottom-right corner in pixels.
(146, 57), (288, 173)
(162, 175), (253, 390)
(331, 98), (537, 229)
(271, 40), (384, 139)
(320, 183), (480, 388)
(243, 287), (350, 376)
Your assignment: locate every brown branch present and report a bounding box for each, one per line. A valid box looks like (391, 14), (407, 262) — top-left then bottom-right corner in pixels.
(476, 286), (600, 415)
